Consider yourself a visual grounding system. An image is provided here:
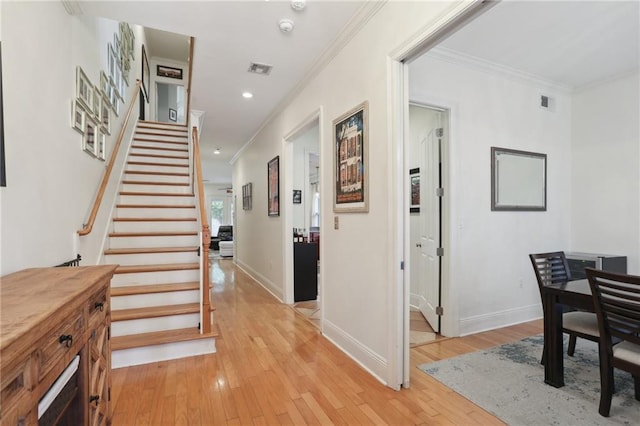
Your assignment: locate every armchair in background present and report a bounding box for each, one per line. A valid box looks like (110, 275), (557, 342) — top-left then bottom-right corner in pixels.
(210, 225), (233, 251)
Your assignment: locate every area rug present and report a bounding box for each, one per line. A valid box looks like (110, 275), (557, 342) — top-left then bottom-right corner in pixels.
(418, 335), (639, 425)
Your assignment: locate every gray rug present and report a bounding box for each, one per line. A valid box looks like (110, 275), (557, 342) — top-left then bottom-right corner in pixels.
(418, 335), (639, 425)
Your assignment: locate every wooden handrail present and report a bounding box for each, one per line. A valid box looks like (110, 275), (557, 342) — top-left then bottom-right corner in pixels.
(186, 37), (195, 119)
(192, 126), (211, 333)
(78, 80), (142, 236)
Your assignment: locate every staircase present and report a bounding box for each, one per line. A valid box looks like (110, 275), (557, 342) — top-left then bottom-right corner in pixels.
(106, 121), (217, 369)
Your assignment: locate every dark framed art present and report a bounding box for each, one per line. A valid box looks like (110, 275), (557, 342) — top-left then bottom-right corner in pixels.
(157, 64), (183, 79)
(242, 182), (252, 210)
(410, 168), (420, 213)
(169, 108), (177, 122)
(267, 156), (280, 217)
(141, 45), (150, 103)
(293, 189), (302, 204)
(333, 101), (368, 213)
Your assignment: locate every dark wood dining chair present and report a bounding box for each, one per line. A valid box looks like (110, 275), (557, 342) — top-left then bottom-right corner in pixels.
(586, 267), (640, 417)
(529, 251), (601, 362)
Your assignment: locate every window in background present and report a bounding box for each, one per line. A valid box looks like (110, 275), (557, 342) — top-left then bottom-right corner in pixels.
(211, 200), (224, 236)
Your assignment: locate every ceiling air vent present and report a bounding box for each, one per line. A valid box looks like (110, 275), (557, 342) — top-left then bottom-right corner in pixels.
(247, 62), (273, 76)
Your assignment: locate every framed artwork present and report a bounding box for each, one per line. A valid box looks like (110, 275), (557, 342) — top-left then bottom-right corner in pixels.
(76, 66), (93, 111)
(97, 131), (106, 161)
(100, 95), (110, 135)
(83, 118), (98, 157)
(410, 168), (420, 213)
(267, 156), (280, 217)
(293, 189), (302, 204)
(141, 45), (150, 103)
(242, 182), (252, 210)
(157, 64), (183, 79)
(72, 99), (86, 134)
(100, 71), (109, 97)
(169, 108), (177, 122)
(92, 86), (101, 119)
(108, 44), (117, 85)
(333, 101), (369, 213)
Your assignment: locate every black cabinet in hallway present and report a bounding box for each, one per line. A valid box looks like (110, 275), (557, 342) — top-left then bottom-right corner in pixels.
(294, 242), (318, 302)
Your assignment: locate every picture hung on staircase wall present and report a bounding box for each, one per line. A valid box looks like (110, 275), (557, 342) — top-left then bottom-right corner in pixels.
(83, 118), (98, 157)
(72, 99), (86, 134)
(157, 64), (183, 80)
(76, 66), (93, 112)
(100, 95), (110, 135)
(333, 101), (369, 213)
(410, 168), (420, 213)
(268, 156), (280, 217)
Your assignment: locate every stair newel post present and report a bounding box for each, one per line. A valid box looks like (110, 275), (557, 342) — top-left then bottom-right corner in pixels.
(192, 126), (212, 333)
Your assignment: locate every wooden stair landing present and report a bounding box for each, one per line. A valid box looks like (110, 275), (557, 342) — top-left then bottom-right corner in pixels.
(111, 326), (220, 351)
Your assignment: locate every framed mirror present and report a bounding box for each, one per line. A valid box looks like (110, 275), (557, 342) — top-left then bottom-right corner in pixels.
(491, 147), (546, 211)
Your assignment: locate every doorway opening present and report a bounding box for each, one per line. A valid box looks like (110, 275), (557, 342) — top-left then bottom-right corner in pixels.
(283, 111), (322, 329)
(155, 82), (185, 124)
(407, 103), (448, 346)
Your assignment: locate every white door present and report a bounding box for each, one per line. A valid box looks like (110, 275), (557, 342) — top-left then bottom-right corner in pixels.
(418, 125), (442, 332)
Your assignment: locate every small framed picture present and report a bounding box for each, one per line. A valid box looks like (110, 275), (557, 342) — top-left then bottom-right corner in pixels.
(92, 86), (101, 119)
(72, 100), (85, 134)
(100, 95), (110, 135)
(267, 156), (279, 217)
(157, 64), (183, 79)
(410, 168), (420, 213)
(97, 131), (106, 160)
(76, 66), (93, 111)
(169, 108), (177, 122)
(83, 118), (98, 157)
(293, 189), (302, 204)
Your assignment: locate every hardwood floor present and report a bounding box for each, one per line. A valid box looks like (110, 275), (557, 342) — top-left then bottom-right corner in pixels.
(111, 259), (543, 425)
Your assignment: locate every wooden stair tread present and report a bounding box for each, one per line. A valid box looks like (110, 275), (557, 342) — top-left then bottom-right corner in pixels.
(109, 231), (198, 237)
(122, 180), (190, 186)
(130, 152), (189, 160)
(113, 217), (196, 222)
(116, 204), (196, 208)
(132, 145), (188, 153)
(111, 326), (219, 351)
(111, 282), (199, 296)
(112, 303), (200, 321)
(119, 191), (194, 197)
(114, 263), (200, 274)
(126, 161), (188, 168)
(105, 246), (198, 255)
(125, 170), (189, 177)
(138, 121), (187, 129)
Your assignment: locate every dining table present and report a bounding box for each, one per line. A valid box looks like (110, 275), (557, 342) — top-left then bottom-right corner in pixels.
(540, 278), (595, 388)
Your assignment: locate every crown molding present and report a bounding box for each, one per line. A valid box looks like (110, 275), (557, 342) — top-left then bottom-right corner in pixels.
(230, 1), (387, 165)
(427, 46), (572, 93)
(61, 0), (83, 15)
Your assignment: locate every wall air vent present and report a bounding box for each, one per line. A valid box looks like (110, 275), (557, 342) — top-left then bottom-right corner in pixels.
(540, 94), (555, 112)
(247, 62), (273, 76)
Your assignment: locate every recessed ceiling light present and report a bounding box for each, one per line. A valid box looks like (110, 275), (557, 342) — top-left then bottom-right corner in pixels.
(291, 0), (306, 11)
(214, 148), (221, 155)
(242, 92), (253, 99)
(279, 19), (294, 33)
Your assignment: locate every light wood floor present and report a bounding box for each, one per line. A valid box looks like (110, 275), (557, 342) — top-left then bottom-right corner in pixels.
(111, 259), (543, 425)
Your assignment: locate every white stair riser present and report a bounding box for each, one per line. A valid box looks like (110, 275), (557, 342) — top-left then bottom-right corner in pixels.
(133, 136), (188, 143)
(111, 313), (200, 336)
(123, 173), (190, 184)
(111, 338), (215, 369)
(116, 207), (196, 218)
(127, 155), (189, 166)
(112, 221), (198, 233)
(111, 290), (199, 310)
(111, 269), (200, 285)
(125, 163), (190, 173)
(105, 251), (199, 266)
(131, 147), (188, 157)
(118, 194), (194, 205)
(108, 235), (200, 249)
(121, 183), (192, 194)
(136, 128), (187, 135)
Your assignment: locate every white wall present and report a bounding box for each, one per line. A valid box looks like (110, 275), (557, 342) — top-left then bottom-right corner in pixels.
(149, 56), (188, 123)
(232, 1), (459, 385)
(409, 55), (573, 334)
(570, 73), (640, 274)
(1, 2), (143, 274)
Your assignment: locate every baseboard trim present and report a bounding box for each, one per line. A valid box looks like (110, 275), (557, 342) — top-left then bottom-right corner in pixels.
(459, 304), (542, 336)
(322, 319), (388, 386)
(235, 260), (284, 302)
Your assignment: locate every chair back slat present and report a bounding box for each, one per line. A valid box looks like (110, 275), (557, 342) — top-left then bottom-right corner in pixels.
(587, 268), (640, 346)
(529, 252), (573, 289)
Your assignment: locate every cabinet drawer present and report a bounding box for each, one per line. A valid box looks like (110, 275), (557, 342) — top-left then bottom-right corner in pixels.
(37, 311), (84, 382)
(0, 356), (33, 417)
(88, 289), (108, 327)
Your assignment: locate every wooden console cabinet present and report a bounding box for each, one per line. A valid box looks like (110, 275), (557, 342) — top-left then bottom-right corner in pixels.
(1, 266), (117, 425)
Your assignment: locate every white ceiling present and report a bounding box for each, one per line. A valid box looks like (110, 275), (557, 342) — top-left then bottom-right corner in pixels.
(79, 1), (639, 184)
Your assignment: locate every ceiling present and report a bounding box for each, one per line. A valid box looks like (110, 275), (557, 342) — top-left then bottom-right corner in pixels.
(79, 1), (639, 184)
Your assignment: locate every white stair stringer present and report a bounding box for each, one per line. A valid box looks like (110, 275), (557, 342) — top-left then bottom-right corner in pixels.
(106, 120), (215, 369)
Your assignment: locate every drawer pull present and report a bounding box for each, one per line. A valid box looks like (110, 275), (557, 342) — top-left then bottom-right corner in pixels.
(58, 334), (73, 347)
(89, 395), (100, 405)
(94, 302), (104, 312)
